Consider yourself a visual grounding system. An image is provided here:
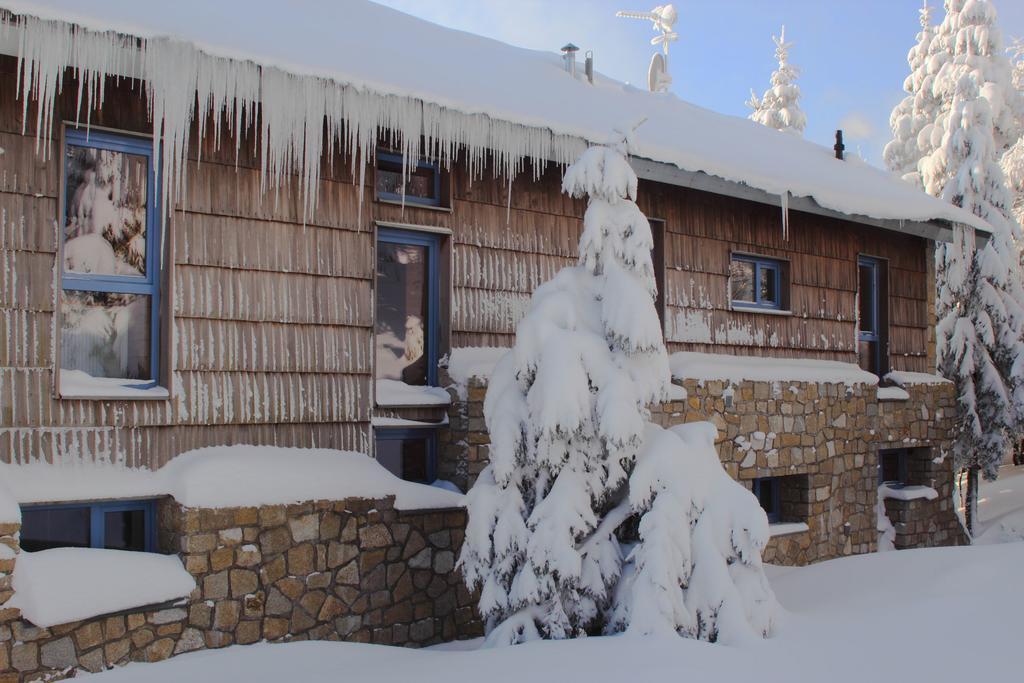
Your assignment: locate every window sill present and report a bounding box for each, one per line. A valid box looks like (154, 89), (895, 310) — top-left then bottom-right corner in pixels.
(58, 372), (170, 401)
(768, 521), (809, 538)
(729, 304), (793, 317)
(375, 197), (453, 213)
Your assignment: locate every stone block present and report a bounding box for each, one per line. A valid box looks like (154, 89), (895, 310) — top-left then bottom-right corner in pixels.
(230, 569), (259, 597)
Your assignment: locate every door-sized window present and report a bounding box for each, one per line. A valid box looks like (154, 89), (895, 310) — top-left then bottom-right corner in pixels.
(730, 254), (786, 310)
(375, 428), (438, 484)
(60, 128), (162, 393)
(858, 256), (887, 376)
(376, 228), (441, 386)
(20, 499), (157, 553)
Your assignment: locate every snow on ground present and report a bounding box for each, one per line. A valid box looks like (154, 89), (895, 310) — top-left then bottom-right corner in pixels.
(975, 464), (1024, 544)
(10, 548), (195, 628)
(670, 351), (878, 385)
(83, 542), (1024, 682)
(1, 446), (463, 511)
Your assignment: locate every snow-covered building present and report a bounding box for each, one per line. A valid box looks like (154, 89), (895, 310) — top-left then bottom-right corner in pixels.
(0, 1), (977, 676)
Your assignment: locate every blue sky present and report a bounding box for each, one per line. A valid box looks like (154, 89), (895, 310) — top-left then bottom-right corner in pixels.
(374, 0), (1024, 168)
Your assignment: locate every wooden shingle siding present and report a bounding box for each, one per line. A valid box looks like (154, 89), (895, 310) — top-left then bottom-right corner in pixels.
(0, 58), (373, 467)
(0, 54), (937, 470)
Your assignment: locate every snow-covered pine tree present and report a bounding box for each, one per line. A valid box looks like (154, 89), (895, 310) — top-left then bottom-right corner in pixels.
(747, 26), (806, 135)
(1001, 39), (1024, 227)
(921, 0), (1024, 533)
(884, 1), (941, 186)
(459, 127), (777, 646)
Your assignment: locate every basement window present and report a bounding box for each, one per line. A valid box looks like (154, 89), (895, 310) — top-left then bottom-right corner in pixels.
(19, 499), (157, 553)
(730, 254), (788, 311)
(375, 427), (438, 484)
(752, 477), (782, 522)
(375, 150), (443, 207)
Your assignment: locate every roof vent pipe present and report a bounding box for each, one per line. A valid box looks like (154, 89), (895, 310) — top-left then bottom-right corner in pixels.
(834, 130), (845, 160)
(562, 43), (579, 77)
(585, 50), (594, 84)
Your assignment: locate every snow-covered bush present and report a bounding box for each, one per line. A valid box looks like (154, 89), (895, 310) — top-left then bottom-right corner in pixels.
(458, 128), (777, 646)
(747, 26), (806, 135)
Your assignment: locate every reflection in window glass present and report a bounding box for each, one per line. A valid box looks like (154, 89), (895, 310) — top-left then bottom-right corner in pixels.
(759, 264), (777, 304)
(104, 509), (147, 551)
(376, 242), (429, 385)
(20, 507), (91, 551)
(61, 290), (152, 380)
(64, 145), (149, 277)
(729, 260), (755, 302)
(376, 435), (431, 483)
(859, 264), (876, 334)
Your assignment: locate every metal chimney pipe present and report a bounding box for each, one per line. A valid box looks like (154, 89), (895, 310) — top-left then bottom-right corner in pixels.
(585, 50), (594, 84)
(834, 130), (845, 160)
(561, 43), (579, 77)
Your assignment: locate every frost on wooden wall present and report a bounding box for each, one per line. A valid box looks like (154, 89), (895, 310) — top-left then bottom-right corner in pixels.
(3, 12), (587, 222)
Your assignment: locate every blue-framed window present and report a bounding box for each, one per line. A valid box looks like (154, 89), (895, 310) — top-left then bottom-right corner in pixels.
(19, 499), (158, 553)
(376, 228), (442, 386)
(375, 427), (438, 484)
(858, 256), (885, 376)
(375, 150), (443, 207)
(60, 127), (162, 389)
(730, 254), (784, 310)
(878, 449), (910, 487)
(752, 477), (782, 523)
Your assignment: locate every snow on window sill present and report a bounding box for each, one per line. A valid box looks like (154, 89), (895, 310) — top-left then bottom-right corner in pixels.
(879, 483), (938, 502)
(58, 370), (169, 401)
(877, 386), (911, 402)
(372, 415), (448, 429)
(375, 379), (451, 407)
(768, 522), (809, 538)
(728, 304), (793, 317)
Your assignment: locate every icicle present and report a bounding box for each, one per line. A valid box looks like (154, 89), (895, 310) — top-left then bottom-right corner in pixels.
(5, 9), (589, 226)
(780, 191), (790, 240)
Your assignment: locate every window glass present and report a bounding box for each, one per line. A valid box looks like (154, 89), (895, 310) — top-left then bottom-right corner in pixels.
(20, 507), (91, 551)
(879, 451), (906, 485)
(756, 479), (777, 517)
(64, 145), (149, 277)
(104, 509), (147, 551)
(376, 156), (438, 203)
(759, 264), (777, 304)
(730, 260), (755, 303)
(859, 263), (876, 334)
(376, 242), (429, 385)
(60, 290), (152, 380)
(376, 434), (432, 483)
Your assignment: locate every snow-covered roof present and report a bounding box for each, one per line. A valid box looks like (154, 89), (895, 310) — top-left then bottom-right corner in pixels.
(0, 0), (990, 235)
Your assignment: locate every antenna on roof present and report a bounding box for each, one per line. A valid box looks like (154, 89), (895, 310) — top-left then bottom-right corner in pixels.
(616, 4), (678, 92)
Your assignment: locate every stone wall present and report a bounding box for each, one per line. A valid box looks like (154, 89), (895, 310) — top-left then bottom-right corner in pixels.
(438, 371), (490, 491)
(441, 375), (967, 566)
(0, 497), (481, 681)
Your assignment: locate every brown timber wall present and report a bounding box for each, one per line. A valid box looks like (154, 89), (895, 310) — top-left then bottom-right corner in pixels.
(0, 58), (371, 468)
(0, 56), (935, 470)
